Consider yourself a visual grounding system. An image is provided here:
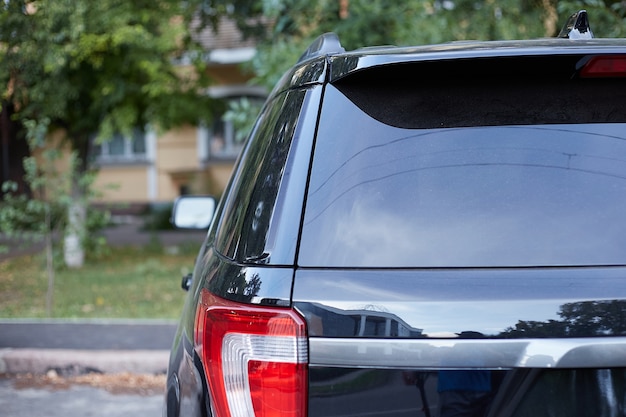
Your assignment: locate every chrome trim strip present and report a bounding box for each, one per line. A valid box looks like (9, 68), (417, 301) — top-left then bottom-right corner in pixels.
(309, 337), (626, 369)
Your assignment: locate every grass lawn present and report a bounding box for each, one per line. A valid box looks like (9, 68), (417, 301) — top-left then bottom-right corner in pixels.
(0, 245), (197, 319)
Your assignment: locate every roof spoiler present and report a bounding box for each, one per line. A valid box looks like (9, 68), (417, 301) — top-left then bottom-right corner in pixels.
(558, 10), (594, 39)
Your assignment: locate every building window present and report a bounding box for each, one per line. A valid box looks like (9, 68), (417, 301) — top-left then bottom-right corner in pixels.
(93, 129), (147, 163)
(207, 96), (265, 160)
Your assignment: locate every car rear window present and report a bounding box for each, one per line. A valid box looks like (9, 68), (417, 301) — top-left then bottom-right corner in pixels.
(298, 56), (626, 268)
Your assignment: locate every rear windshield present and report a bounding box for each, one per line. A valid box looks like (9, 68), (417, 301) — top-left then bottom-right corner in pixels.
(299, 57), (626, 268)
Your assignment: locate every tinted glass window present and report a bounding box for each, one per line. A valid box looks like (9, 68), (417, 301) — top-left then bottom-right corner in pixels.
(309, 368), (626, 417)
(215, 90), (306, 262)
(299, 81), (626, 268)
(508, 368), (626, 417)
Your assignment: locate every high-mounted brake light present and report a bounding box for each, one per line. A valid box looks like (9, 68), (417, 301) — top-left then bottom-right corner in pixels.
(195, 289), (308, 417)
(579, 56), (626, 78)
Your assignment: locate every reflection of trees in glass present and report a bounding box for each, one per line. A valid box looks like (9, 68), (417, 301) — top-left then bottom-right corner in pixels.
(501, 300), (626, 338)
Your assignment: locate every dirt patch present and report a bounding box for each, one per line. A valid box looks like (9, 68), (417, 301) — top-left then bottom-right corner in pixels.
(3, 371), (166, 396)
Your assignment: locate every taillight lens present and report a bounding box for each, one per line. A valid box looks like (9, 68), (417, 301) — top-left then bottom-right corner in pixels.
(579, 56), (626, 78)
(195, 289), (308, 417)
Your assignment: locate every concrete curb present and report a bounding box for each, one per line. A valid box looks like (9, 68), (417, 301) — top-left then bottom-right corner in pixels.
(0, 349), (169, 375)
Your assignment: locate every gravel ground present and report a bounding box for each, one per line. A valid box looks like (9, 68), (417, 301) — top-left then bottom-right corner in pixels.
(8, 370), (166, 395)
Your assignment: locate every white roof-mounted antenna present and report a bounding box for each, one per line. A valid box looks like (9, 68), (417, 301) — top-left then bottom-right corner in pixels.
(558, 10), (594, 39)
(298, 33), (345, 63)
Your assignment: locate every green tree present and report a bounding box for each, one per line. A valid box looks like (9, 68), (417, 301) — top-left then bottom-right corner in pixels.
(203, 0), (626, 89)
(0, 0), (216, 267)
(0, 119), (93, 316)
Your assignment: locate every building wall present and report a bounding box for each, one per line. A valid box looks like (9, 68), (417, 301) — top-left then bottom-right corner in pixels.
(203, 162), (235, 197)
(155, 125), (198, 201)
(94, 125), (196, 205)
(90, 60), (261, 207)
(93, 124), (236, 206)
(93, 164), (149, 203)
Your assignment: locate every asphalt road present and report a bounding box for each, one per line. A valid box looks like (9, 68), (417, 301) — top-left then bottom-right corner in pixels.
(0, 319), (177, 350)
(0, 221), (203, 416)
(0, 320), (179, 416)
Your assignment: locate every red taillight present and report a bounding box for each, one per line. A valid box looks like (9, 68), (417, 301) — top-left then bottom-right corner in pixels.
(195, 289), (308, 417)
(579, 56), (626, 78)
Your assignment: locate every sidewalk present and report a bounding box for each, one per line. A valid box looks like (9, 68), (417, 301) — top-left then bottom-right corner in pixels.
(0, 320), (178, 375)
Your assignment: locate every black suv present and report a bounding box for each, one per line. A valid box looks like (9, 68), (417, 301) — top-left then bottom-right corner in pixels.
(165, 11), (626, 417)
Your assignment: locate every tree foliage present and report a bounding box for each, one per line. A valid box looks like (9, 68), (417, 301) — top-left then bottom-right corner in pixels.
(0, 0), (217, 267)
(1, 0), (216, 163)
(1, 0), (624, 267)
(202, 0), (626, 89)
(0, 119), (109, 314)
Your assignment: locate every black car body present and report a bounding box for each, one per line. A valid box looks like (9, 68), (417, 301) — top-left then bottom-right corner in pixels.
(165, 11), (626, 417)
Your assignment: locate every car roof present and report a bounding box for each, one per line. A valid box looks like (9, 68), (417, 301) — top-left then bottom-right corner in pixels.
(271, 36), (626, 95)
(331, 38), (626, 81)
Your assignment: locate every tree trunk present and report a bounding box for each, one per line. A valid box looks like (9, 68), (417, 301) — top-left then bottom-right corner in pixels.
(64, 197), (86, 268)
(45, 202), (55, 316)
(64, 135), (91, 269)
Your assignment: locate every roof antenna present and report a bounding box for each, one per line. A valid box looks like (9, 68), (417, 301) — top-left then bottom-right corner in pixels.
(298, 33), (345, 63)
(558, 10), (594, 39)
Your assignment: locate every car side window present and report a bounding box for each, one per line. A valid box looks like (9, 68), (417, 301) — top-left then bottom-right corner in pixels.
(214, 89), (306, 263)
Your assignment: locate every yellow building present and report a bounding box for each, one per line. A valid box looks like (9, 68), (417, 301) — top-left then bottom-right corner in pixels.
(92, 19), (265, 212)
